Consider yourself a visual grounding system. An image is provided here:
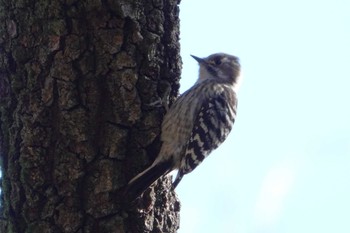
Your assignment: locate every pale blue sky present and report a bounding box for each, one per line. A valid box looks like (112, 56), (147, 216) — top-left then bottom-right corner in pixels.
(177, 0), (350, 233)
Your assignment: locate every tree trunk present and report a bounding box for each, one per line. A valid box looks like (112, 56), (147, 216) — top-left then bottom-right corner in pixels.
(0, 0), (181, 232)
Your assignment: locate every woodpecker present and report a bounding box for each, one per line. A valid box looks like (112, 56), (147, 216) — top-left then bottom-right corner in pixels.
(126, 53), (241, 200)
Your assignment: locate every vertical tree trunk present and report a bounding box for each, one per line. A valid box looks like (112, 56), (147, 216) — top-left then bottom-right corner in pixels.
(0, 0), (181, 232)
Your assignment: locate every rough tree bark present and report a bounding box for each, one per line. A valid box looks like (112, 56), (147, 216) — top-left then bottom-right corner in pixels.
(0, 0), (181, 232)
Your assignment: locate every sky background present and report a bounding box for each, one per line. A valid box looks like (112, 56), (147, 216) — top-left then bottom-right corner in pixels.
(177, 0), (350, 233)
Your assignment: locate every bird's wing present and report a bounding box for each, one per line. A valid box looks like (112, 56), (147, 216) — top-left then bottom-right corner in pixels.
(172, 86), (237, 187)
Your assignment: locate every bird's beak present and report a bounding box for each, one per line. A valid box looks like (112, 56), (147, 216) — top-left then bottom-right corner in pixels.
(191, 55), (205, 64)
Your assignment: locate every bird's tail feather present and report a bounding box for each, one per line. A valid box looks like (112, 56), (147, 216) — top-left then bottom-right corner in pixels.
(125, 161), (172, 201)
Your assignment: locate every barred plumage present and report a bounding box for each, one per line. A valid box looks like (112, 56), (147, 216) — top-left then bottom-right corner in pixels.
(126, 53), (241, 200)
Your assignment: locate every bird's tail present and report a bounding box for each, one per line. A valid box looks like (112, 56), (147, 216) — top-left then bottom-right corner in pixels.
(125, 160), (172, 201)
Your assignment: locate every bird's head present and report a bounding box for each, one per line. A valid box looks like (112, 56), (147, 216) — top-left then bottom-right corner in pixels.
(191, 53), (241, 86)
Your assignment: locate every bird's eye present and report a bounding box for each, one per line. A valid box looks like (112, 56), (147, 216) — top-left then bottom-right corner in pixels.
(214, 57), (222, 65)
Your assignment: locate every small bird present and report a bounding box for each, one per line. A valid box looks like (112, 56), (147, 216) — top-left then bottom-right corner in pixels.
(126, 53), (241, 200)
